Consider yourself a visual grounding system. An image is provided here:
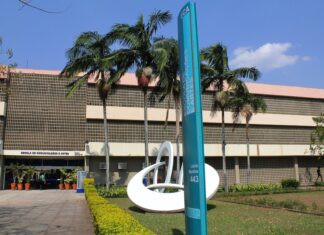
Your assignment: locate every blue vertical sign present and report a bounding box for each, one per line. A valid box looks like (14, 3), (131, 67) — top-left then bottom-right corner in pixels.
(178, 2), (208, 235)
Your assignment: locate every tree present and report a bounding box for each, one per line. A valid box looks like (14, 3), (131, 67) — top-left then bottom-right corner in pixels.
(200, 44), (260, 192)
(0, 36), (15, 75)
(60, 31), (121, 189)
(0, 37), (16, 148)
(150, 38), (181, 179)
(108, 11), (172, 179)
(0, 37), (13, 60)
(232, 92), (267, 183)
(311, 113), (324, 161)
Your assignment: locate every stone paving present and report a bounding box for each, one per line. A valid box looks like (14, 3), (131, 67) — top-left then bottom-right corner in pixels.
(0, 190), (95, 235)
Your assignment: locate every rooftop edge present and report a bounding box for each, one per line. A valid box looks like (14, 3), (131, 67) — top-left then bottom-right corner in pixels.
(1, 67), (323, 100)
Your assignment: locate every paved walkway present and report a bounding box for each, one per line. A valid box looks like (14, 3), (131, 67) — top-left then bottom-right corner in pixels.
(0, 190), (95, 235)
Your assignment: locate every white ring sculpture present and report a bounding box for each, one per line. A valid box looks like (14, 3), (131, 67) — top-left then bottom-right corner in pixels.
(127, 141), (219, 212)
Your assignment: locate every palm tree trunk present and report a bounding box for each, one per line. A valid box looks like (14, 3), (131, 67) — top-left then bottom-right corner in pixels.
(164, 93), (171, 128)
(144, 89), (149, 184)
(102, 98), (110, 190)
(246, 119), (251, 184)
(175, 99), (180, 182)
(221, 108), (228, 192)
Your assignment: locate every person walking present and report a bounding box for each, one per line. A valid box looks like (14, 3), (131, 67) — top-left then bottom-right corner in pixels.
(316, 166), (323, 183)
(39, 171), (46, 190)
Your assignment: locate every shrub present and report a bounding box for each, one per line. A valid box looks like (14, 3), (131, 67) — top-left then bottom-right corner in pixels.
(281, 179), (300, 189)
(278, 199), (307, 211)
(217, 187), (225, 192)
(84, 178), (155, 235)
(257, 197), (277, 207)
(314, 181), (324, 187)
(312, 202), (319, 211)
(164, 188), (179, 193)
(97, 186), (128, 198)
(237, 197), (307, 211)
(228, 183), (282, 192)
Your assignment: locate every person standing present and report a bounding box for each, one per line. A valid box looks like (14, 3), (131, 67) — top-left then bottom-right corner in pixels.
(39, 171), (46, 190)
(316, 166), (323, 183)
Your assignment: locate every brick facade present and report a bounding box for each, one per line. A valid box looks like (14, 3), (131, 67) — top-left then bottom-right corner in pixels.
(0, 71), (322, 188)
(4, 73), (86, 151)
(86, 120), (313, 145)
(87, 84), (324, 116)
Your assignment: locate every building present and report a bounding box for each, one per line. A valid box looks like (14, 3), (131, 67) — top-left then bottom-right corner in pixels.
(0, 68), (323, 189)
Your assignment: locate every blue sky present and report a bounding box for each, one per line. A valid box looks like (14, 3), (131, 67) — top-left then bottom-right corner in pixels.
(1, 0), (323, 88)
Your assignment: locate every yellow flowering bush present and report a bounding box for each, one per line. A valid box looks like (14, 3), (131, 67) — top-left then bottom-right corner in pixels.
(84, 178), (155, 235)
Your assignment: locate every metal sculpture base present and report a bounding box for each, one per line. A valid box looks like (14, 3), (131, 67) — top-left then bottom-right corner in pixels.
(127, 141), (219, 212)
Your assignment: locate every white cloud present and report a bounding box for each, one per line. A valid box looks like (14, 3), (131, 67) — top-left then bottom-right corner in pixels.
(230, 43), (304, 71)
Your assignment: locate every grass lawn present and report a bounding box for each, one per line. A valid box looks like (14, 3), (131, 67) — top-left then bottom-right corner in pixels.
(246, 191), (324, 208)
(110, 198), (324, 235)
(220, 191), (324, 214)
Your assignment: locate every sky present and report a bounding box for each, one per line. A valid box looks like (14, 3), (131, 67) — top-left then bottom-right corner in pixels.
(1, 0), (324, 88)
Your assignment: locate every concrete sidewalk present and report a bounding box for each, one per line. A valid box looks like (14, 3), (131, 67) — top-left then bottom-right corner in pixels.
(0, 190), (95, 235)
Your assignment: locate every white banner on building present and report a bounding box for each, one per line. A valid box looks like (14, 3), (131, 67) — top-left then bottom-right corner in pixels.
(3, 150), (85, 157)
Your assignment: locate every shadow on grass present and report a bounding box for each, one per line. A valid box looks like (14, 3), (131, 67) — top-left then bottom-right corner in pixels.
(129, 206), (146, 214)
(129, 204), (216, 213)
(129, 206), (186, 215)
(172, 228), (185, 235)
(207, 203), (216, 210)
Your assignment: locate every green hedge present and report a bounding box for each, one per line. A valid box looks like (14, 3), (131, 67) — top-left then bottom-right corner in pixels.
(97, 186), (128, 198)
(281, 179), (300, 189)
(228, 183), (282, 192)
(84, 178), (155, 235)
(226, 196), (307, 211)
(315, 181), (324, 187)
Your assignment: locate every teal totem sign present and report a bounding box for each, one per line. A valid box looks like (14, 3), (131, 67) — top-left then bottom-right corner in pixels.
(178, 2), (208, 235)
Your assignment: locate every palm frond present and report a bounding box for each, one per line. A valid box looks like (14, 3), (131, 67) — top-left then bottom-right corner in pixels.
(200, 64), (220, 90)
(66, 31), (101, 61)
(222, 46), (229, 72)
(147, 10), (172, 36)
(106, 24), (140, 48)
(153, 38), (177, 50)
(201, 44), (228, 72)
(229, 67), (261, 81)
(66, 71), (92, 98)
(151, 47), (168, 72)
(60, 55), (97, 78)
(61, 30), (122, 99)
(250, 96), (267, 113)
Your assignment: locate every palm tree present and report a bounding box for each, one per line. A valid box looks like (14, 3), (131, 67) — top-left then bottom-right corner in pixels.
(107, 11), (172, 178)
(311, 114), (324, 160)
(60, 31), (121, 189)
(200, 44), (260, 192)
(150, 38), (181, 179)
(232, 92), (267, 184)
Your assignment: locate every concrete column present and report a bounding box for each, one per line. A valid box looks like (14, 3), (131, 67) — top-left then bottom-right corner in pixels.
(84, 156), (90, 172)
(234, 157), (240, 184)
(0, 156), (4, 190)
(294, 157), (299, 181)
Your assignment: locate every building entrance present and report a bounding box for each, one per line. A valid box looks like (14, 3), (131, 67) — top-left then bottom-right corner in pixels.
(3, 158), (84, 190)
